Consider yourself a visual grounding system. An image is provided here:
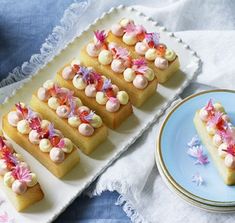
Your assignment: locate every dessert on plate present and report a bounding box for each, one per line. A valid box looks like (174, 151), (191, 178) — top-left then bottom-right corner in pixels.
(2, 103), (80, 178)
(194, 99), (235, 185)
(30, 80), (108, 155)
(55, 61), (133, 129)
(0, 132), (44, 211)
(108, 18), (180, 83)
(80, 30), (158, 107)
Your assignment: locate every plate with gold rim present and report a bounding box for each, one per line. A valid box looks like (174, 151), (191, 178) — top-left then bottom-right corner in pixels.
(156, 153), (235, 212)
(156, 89), (235, 206)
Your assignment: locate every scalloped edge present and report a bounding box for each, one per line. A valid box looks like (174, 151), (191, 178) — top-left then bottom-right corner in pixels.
(0, 4), (202, 223)
(46, 6), (201, 223)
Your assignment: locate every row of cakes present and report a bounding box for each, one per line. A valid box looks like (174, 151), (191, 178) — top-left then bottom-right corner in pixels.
(0, 18), (180, 212)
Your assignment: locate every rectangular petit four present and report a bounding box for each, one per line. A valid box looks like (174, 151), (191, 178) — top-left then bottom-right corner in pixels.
(2, 103), (80, 178)
(194, 99), (235, 185)
(30, 80), (108, 155)
(80, 30), (158, 107)
(0, 133), (43, 211)
(107, 18), (180, 83)
(55, 62), (133, 129)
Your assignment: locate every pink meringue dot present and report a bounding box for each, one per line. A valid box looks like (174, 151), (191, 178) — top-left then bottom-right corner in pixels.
(86, 43), (101, 57)
(12, 180), (27, 194)
(133, 75), (148, 89)
(111, 24), (124, 37)
(37, 87), (49, 101)
(7, 111), (23, 127)
(50, 148), (65, 163)
(78, 123), (94, 136)
(135, 42), (148, 55)
(111, 59), (126, 73)
(106, 98), (120, 112)
(154, 57), (168, 69)
(62, 66), (75, 80)
(56, 105), (70, 118)
(29, 130), (40, 144)
(85, 84), (97, 97)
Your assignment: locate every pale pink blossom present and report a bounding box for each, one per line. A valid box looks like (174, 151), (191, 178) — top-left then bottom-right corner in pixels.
(192, 173), (204, 186)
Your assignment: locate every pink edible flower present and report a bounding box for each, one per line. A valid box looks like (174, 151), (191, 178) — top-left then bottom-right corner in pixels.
(113, 46), (129, 60)
(0, 137), (5, 150)
(2, 151), (18, 168)
(187, 135), (200, 147)
(102, 79), (112, 92)
(0, 211), (14, 223)
(68, 98), (77, 118)
(207, 111), (223, 126)
(15, 102), (28, 118)
(67, 90), (74, 98)
(79, 66), (90, 79)
(57, 139), (65, 149)
(132, 58), (148, 74)
(92, 71), (102, 81)
(65, 89), (74, 102)
(6, 153), (18, 166)
(15, 102), (24, 114)
(11, 165), (31, 183)
(26, 107), (38, 121)
(218, 128), (235, 145)
(83, 111), (95, 122)
(205, 99), (214, 114)
(0, 212), (9, 223)
(192, 173), (204, 186)
(187, 145), (209, 165)
(94, 30), (107, 44)
(29, 117), (42, 132)
(145, 32), (160, 48)
(224, 144), (235, 156)
(211, 111), (223, 123)
(132, 58), (147, 67)
(54, 85), (65, 95)
(48, 123), (56, 138)
(55, 85), (73, 99)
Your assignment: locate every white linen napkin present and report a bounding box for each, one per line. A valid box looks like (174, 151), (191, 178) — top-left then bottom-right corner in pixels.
(1, 0), (235, 222)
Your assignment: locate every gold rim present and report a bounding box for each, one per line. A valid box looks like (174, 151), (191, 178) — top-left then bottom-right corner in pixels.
(156, 148), (235, 211)
(157, 155), (235, 212)
(157, 89), (235, 206)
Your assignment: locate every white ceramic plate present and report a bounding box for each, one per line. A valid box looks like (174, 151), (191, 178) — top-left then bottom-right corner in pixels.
(0, 5), (201, 223)
(157, 90), (235, 206)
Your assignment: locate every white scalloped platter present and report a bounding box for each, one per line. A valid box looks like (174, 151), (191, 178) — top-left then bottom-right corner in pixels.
(0, 5), (201, 223)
